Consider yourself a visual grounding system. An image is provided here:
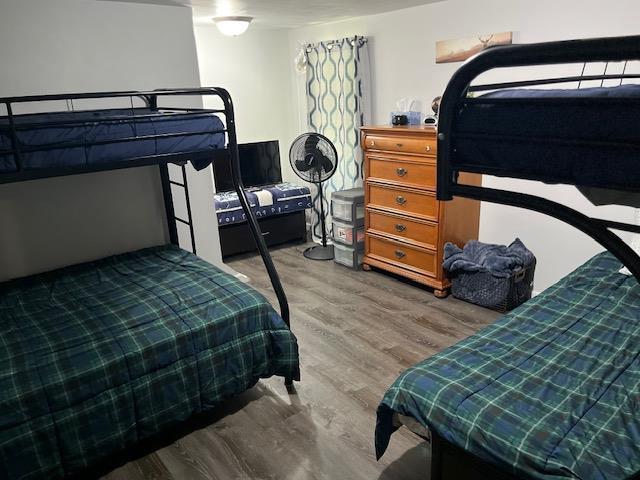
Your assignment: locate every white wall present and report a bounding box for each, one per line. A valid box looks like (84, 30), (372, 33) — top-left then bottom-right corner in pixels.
(194, 25), (298, 183)
(288, 0), (640, 292)
(0, 0), (223, 281)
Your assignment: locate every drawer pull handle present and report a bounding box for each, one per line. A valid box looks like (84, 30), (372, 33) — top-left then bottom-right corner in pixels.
(369, 140), (375, 147)
(425, 145), (432, 152)
(396, 143), (403, 148)
(395, 224), (406, 232)
(395, 195), (407, 205)
(395, 250), (406, 259)
(396, 167), (408, 177)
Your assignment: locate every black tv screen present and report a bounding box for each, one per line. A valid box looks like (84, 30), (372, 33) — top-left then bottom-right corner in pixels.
(213, 140), (282, 192)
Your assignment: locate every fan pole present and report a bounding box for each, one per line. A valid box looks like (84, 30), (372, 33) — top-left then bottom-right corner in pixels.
(302, 175), (334, 261)
(319, 182), (327, 247)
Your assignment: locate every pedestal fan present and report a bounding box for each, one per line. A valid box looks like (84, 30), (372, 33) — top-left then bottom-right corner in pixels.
(289, 133), (338, 260)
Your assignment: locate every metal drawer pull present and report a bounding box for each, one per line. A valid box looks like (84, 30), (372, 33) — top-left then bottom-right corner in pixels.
(369, 140), (375, 147)
(395, 250), (406, 259)
(395, 195), (407, 205)
(395, 224), (406, 232)
(396, 143), (403, 148)
(396, 167), (407, 177)
(425, 145), (431, 152)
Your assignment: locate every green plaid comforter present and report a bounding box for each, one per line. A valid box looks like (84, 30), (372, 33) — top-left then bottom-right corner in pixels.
(376, 252), (640, 479)
(0, 245), (299, 479)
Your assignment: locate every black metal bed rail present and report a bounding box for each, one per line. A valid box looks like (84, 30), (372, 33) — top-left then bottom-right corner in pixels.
(468, 73), (640, 93)
(0, 88), (293, 357)
(0, 87), (227, 104)
(0, 109), (226, 131)
(437, 35), (640, 282)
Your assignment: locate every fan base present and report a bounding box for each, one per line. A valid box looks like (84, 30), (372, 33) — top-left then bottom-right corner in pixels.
(303, 244), (334, 261)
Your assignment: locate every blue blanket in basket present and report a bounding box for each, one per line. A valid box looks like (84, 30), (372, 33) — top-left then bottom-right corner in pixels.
(443, 239), (534, 277)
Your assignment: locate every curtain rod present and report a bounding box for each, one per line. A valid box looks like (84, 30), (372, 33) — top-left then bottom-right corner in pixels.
(305, 35), (367, 52)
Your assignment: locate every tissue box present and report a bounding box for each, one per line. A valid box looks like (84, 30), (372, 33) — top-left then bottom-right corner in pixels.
(390, 111), (421, 126)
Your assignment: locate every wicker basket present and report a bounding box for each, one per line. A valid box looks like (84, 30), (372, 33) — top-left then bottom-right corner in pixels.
(450, 259), (536, 313)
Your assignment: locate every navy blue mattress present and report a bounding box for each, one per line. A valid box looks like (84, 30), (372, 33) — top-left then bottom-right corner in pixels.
(0, 108), (225, 173)
(453, 84), (640, 191)
(214, 182), (311, 226)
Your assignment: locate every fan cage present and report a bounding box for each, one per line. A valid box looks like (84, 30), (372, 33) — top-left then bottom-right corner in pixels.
(289, 133), (338, 184)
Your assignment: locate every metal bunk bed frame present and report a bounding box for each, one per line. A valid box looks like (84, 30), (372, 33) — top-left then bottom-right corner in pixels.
(437, 35), (640, 285)
(0, 87), (294, 386)
(431, 35), (640, 479)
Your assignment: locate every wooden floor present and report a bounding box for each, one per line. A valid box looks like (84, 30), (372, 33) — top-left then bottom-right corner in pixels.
(103, 243), (498, 480)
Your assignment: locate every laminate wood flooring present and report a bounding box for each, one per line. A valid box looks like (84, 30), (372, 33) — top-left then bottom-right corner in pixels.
(102, 243), (498, 480)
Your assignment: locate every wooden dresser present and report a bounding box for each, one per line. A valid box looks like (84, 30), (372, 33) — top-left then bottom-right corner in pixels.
(360, 125), (481, 297)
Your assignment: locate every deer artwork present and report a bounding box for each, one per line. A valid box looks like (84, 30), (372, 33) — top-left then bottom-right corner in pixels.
(478, 34), (495, 49)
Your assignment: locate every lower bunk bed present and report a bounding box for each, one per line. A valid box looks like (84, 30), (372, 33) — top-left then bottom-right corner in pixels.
(0, 244), (300, 479)
(376, 251), (640, 479)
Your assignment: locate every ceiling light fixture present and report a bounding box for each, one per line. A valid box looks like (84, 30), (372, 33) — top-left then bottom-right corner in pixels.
(213, 16), (253, 37)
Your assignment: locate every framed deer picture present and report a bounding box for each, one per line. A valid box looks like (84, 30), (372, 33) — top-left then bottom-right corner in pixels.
(436, 32), (513, 63)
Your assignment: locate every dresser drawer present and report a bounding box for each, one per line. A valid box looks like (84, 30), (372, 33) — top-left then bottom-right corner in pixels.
(367, 209), (438, 249)
(367, 155), (436, 190)
(367, 183), (439, 221)
(368, 235), (437, 276)
(363, 134), (436, 156)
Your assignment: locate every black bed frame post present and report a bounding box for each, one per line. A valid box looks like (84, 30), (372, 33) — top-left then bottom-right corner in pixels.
(217, 88), (294, 386)
(438, 35), (640, 283)
(5, 102), (23, 172)
(430, 432), (443, 480)
(148, 94), (158, 111)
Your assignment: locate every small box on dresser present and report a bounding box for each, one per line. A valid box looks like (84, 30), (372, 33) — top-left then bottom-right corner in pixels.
(360, 125), (481, 297)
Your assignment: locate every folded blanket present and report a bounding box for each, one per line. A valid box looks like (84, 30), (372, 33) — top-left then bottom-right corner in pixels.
(443, 238), (534, 277)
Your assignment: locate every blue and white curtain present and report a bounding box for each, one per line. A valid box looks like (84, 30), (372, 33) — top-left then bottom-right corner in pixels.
(304, 36), (371, 242)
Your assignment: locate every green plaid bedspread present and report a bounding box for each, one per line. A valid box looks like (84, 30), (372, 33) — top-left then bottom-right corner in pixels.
(376, 252), (640, 480)
(0, 245), (299, 479)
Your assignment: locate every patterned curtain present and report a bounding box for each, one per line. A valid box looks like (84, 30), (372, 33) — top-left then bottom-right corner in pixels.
(305, 36), (371, 242)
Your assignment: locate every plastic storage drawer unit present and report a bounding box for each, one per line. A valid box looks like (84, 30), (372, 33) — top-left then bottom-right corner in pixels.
(333, 219), (365, 247)
(331, 187), (365, 223)
(334, 242), (364, 269)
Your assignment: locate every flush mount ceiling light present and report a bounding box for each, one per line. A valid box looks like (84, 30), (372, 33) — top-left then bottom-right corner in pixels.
(213, 16), (253, 36)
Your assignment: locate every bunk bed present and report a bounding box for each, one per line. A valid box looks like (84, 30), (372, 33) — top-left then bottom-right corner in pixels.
(375, 36), (640, 479)
(0, 88), (300, 479)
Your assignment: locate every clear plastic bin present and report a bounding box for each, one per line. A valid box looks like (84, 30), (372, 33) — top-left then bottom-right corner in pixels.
(334, 242), (364, 269)
(331, 187), (365, 223)
(332, 219), (365, 247)
(331, 198), (364, 223)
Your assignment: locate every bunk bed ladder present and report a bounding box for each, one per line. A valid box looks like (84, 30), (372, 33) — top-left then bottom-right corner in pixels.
(159, 163), (197, 254)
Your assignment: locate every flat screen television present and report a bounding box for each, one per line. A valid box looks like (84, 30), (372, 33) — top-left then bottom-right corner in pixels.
(213, 140), (282, 192)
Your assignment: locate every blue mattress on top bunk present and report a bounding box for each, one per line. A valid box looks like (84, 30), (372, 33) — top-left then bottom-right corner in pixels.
(214, 182), (312, 226)
(0, 108), (225, 173)
(453, 83), (640, 191)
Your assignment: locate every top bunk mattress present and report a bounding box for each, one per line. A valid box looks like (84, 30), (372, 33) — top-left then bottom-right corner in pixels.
(452, 83), (640, 191)
(376, 251), (640, 479)
(0, 108), (226, 174)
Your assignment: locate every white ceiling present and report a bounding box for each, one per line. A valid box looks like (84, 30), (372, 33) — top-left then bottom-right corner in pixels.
(98, 0), (442, 28)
